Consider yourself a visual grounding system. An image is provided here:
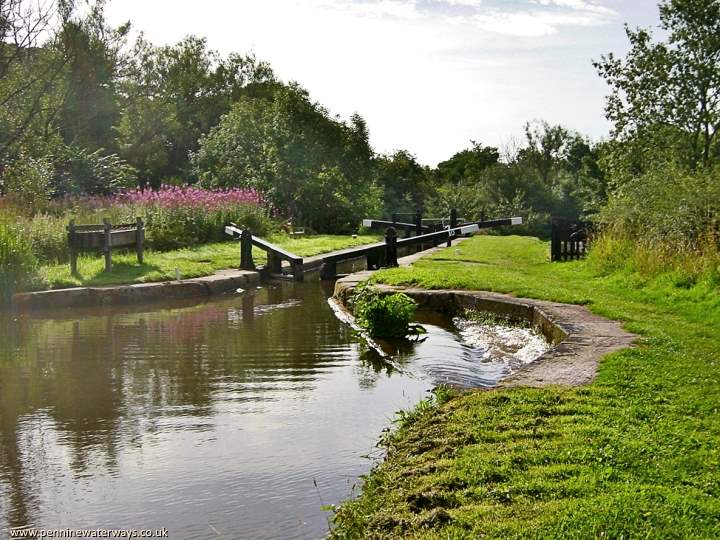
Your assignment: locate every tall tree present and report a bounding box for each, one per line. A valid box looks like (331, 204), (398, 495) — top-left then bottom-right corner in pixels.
(117, 35), (274, 184)
(519, 120), (570, 186)
(0, 0), (66, 162)
(594, 0), (720, 168)
(57, 0), (130, 151)
(376, 150), (433, 216)
(436, 142), (499, 185)
(192, 83), (380, 232)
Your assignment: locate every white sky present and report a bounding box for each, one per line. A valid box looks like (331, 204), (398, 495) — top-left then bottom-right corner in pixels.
(106, 0), (662, 166)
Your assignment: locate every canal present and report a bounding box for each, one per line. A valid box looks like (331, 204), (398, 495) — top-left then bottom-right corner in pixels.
(0, 280), (546, 539)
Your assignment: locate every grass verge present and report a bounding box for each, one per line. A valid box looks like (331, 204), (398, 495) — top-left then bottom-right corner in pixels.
(330, 235), (720, 539)
(34, 234), (380, 290)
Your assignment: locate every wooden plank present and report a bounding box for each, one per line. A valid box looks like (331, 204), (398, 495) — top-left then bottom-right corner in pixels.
(251, 236), (303, 264)
(320, 242), (386, 263)
(362, 219), (431, 232)
(224, 225), (303, 264)
(109, 229), (137, 247)
(396, 224), (480, 248)
(475, 217), (523, 229)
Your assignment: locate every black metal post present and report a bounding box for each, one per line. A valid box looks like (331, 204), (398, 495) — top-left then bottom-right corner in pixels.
(291, 261), (304, 282)
(103, 218), (112, 272)
(385, 227), (398, 267)
(136, 217), (145, 264)
(320, 260), (337, 280)
(68, 219), (78, 276)
(447, 208), (458, 247)
(240, 229), (255, 270)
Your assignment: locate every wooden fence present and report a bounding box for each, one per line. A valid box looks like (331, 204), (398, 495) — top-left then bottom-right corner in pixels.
(67, 218), (144, 274)
(550, 217), (591, 262)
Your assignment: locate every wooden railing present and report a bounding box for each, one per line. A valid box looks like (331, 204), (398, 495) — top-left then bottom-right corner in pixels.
(225, 215), (523, 281)
(225, 224), (304, 281)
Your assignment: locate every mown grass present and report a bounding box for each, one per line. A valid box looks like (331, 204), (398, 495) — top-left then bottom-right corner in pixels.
(34, 234), (380, 290)
(330, 235), (720, 539)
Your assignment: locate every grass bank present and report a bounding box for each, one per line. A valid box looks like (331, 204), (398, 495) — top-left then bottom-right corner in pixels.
(34, 234), (380, 290)
(331, 235), (720, 539)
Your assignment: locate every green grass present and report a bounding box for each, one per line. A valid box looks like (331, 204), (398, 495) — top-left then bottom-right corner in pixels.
(331, 235), (720, 539)
(35, 234), (380, 290)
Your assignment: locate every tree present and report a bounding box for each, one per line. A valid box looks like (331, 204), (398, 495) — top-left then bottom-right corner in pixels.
(436, 142), (499, 185)
(57, 0), (130, 151)
(519, 120), (570, 186)
(192, 84), (380, 232)
(594, 0), (720, 168)
(117, 35), (274, 183)
(375, 150), (433, 217)
(0, 0), (67, 162)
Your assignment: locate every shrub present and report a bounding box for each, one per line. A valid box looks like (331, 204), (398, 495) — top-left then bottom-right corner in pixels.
(124, 185), (271, 250)
(0, 156), (54, 214)
(351, 285), (420, 339)
(598, 164), (720, 249)
(9, 185), (272, 263)
(52, 146), (137, 196)
(0, 215), (38, 301)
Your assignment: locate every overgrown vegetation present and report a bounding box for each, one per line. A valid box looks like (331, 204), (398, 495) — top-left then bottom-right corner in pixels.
(0, 215), (37, 300)
(331, 235), (720, 539)
(350, 284), (423, 339)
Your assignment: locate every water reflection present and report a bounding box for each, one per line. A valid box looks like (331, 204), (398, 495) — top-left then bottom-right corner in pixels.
(0, 280), (547, 539)
(0, 282), (432, 539)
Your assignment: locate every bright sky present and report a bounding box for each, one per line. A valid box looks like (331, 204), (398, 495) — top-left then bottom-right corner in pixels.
(106, 0), (662, 166)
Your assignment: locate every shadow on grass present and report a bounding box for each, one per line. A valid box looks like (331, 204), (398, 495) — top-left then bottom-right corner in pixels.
(68, 261), (165, 288)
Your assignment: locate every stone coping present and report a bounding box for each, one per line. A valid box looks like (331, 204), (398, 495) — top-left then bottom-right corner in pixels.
(333, 275), (636, 388)
(12, 269), (260, 310)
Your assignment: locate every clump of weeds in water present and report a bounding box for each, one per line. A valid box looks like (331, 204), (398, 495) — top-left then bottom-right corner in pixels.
(350, 283), (426, 339)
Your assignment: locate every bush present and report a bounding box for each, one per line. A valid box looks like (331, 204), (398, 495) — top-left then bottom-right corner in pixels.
(0, 215), (38, 301)
(351, 285), (419, 339)
(0, 156), (54, 214)
(53, 146), (137, 196)
(124, 185), (272, 250)
(10, 185), (273, 262)
(142, 203), (271, 250)
(598, 164), (720, 248)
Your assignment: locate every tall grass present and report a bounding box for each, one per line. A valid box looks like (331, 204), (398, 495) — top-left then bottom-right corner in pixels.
(587, 229), (720, 288)
(7, 186), (273, 263)
(589, 164), (720, 287)
(0, 215), (38, 302)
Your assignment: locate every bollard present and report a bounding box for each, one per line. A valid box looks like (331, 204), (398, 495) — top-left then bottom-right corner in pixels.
(136, 217), (145, 264)
(103, 218), (112, 272)
(320, 260), (337, 280)
(240, 229), (255, 270)
(267, 252), (282, 274)
(385, 227), (398, 267)
(68, 219), (78, 275)
(292, 261), (305, 282)
(447, 208), (458, 247)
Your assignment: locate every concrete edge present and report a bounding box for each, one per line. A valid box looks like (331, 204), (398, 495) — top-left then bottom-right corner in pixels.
(12, 269), (261, 310)
(332, 248), (637, 388)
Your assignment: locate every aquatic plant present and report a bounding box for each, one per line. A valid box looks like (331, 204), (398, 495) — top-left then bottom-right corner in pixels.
(351, 285), (424, 339)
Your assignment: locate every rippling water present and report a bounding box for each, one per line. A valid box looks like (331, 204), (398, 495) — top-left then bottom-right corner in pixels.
(0, 281), (548, 539)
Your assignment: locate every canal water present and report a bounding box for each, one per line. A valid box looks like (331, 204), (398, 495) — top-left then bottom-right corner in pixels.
(0, 280), (547, 539)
